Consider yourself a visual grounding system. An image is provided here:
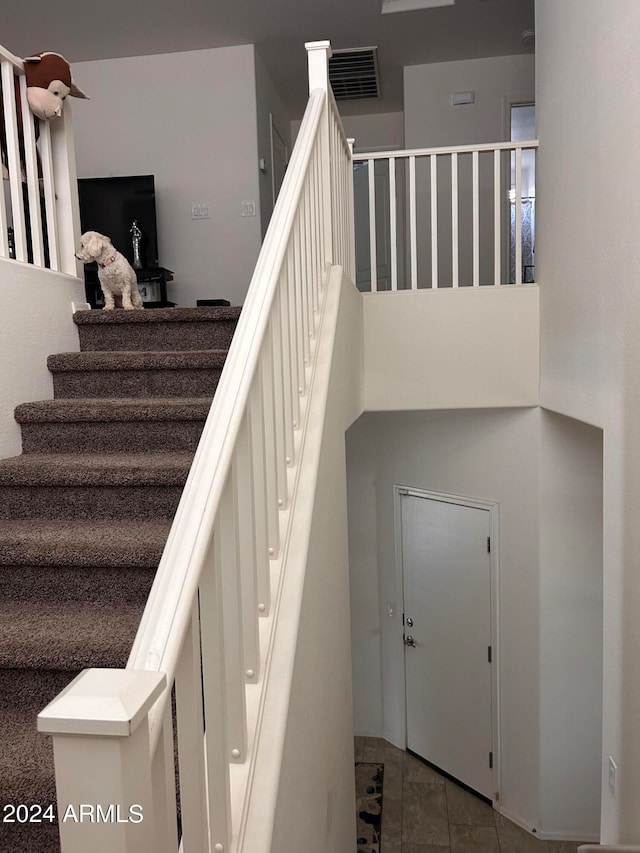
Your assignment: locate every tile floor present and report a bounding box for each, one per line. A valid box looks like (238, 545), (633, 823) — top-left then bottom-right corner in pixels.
(355, 737), (589, 853)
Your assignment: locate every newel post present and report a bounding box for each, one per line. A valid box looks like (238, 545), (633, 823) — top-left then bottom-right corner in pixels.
(305, 40), (334, 268)
(38, 668), (166, 853)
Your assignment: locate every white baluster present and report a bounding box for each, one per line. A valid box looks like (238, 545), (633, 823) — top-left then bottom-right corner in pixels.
(199, 537), (232, 850)
(389, 156), (397, 291)
(175, 607), (208, 852)
(248, 379), (272, 615)
(215, 476), (248, 763)
(234, 413), (260, 680)
(515, 146), (523, 285)
(409, 155), (417, 289)
(472, 149), (480, 286)
(150, 700), (179, 853)
(494, 148), (501, 285)
(18, 75), (45, 266)
(38, 122), (60, 271)
(431, 153), (438, 289)
(451, 151), (459, 288)
(368, 158), (377, 291)
(1, 62), (27, 262)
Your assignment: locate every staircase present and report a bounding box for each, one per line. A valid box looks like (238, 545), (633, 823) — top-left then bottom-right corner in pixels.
(0, 305), (240, 853)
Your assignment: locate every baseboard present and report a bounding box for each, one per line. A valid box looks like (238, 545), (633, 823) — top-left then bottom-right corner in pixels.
(496, 806), (599, 844)
(536, 830), (600, 843)
(495, 805), (540, 837)
(353, 730), (385, 739)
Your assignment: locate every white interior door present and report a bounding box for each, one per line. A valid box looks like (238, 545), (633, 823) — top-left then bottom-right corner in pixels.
(401, 492), (494, 799)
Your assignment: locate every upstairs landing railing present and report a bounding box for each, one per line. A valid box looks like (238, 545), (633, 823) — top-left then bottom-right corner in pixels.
(38, 40), (354, 853)
(0, 44), (79, 275)
(354, 140), (538, 291)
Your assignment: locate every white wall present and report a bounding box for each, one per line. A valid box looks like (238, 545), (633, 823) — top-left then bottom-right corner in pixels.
(404, 54), (535, 149)
(535, 0), (640, 841)
(291, 111), (405, 153)
(0, 261), (84, 458)
(363, 287), (539, 411)
(254, 50), (292, 239)
(73, 47), (263, 308)
(539, 411), (603, 840)
(347, 406), (603, 836)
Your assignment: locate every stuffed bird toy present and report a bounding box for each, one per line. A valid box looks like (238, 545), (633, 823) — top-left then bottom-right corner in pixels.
(23, 51), (88, 120)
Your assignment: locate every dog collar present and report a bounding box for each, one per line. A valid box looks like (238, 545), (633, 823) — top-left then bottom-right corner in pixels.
(99, 254), (118, 268)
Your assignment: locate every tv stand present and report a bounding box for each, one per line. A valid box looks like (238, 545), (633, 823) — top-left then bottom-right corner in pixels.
(84, 266), (175, 308)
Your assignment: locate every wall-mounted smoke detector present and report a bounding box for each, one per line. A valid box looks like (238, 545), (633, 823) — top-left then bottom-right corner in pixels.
(329, 47), (381, 101)
(521, 28), (535, 45)
(381, 0), (455, 13)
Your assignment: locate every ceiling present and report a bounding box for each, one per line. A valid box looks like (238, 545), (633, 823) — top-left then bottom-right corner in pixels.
(2, 0), (534, 116)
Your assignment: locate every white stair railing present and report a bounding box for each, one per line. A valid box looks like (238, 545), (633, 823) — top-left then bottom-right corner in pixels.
(0, 43), (80, 275)
(353, 140), (538, 291)
(38, 40), (354, 853)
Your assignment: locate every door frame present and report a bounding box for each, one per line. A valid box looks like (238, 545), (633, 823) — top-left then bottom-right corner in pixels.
(393, 484), (502, 804)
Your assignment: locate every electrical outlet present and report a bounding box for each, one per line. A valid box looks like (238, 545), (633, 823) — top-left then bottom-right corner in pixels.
(241, 200), (256, 217)
(191, 203), (210, 220)
(608, 756), (617, 794)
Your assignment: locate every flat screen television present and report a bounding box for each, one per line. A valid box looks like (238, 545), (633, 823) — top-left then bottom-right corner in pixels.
(77, 174), (159, 270)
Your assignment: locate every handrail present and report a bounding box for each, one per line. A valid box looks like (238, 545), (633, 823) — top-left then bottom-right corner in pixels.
(0, 46), (24, 72)
(353, 139), (539, 160)
(128, 89), (327, 746)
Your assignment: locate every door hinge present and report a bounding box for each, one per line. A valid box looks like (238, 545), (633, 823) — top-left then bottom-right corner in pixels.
(488, 645), (492, 663)
(487, 536), (491, 553)
(489, 751), (493, 769)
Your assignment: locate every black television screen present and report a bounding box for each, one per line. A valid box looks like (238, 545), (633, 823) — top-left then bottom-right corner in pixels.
(77, 174), (159, 269)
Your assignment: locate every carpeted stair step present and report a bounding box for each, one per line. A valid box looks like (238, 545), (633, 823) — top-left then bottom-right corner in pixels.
(0, 452), (193, 520)
(0, 519), (170, 568)
(0, 599), (144, 671)
(74, 305), (241, 352)
(48, 349), (227, 399)
(15, 398), (211, 453)
(0, 667), (75, 811)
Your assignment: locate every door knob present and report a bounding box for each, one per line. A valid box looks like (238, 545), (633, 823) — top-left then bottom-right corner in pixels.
(406, 617), (414, 627)
(404, 635), (416, 647)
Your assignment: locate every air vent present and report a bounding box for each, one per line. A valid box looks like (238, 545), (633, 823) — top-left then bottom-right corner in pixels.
(329, 47), (381, 101)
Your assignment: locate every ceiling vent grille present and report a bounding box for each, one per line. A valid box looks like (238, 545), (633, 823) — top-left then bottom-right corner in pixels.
(329, 47), (381, 101)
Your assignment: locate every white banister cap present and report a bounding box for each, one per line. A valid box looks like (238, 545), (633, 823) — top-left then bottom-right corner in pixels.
(38, 668), (166, 737)
(305, 40), (332, 58)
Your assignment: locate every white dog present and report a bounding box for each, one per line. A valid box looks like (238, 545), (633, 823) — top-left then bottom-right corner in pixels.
(75, 231), (143, 310)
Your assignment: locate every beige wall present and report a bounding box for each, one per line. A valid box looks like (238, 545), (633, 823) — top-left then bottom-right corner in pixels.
(536, 0), (640, 841)
(363, 286), (539, 411)
(0, 261), (84, 458)
(73, 46), (263, 308)
(539, 411), (603, 840)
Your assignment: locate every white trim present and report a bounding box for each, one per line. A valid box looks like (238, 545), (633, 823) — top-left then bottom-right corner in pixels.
(393, 484), (501, 806)
(353, 140), (539, 162)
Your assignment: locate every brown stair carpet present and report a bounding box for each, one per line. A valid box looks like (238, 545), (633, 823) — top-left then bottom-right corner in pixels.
(0, 305), (239, 853)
